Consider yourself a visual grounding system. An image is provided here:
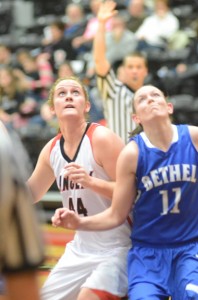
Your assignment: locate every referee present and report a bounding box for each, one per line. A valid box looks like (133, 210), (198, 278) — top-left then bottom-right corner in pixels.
(0, 122), (44, 300)
(94, 0), (148, 143)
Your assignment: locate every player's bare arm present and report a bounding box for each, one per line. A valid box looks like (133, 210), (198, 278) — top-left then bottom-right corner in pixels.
(61, 126), (124, 200)
(52, 141), (138, 231)
(27, 140), (55, 203)
(94, 1), (117, 76)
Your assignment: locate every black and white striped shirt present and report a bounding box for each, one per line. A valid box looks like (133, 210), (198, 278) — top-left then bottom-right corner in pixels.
(97, 68), (136, 143)
(0, 129), (44, 273)
(0, 184), (44, 273)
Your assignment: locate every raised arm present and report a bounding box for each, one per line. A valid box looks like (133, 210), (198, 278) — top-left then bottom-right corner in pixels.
(94, 0), (117, 76)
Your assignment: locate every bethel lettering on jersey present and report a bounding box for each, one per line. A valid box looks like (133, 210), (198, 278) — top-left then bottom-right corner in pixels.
(142, 164), (197, 191)
(130, 124), (198, 247)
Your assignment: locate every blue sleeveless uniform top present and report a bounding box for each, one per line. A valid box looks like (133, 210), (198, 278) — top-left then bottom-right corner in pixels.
(131, 124), (198, 247)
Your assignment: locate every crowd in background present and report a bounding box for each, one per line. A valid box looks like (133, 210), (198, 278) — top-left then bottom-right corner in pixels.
(0, 0), (198, 167)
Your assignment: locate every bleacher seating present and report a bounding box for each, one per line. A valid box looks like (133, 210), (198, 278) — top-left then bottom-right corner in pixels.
(0, 0), (198, 185)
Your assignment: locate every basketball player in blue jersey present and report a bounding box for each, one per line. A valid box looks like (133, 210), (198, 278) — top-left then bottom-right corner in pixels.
(52, 85), (198, 300)
(27, 76), (132, 300)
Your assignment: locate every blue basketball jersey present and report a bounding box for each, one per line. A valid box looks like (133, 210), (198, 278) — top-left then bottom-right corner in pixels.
(130, 124), (198, 247)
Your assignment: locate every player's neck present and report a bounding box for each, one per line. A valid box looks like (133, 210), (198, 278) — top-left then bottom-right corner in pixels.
(144, 122), (173, 151)
(61, 120), (87, 142)
(61, 121), (88, 158)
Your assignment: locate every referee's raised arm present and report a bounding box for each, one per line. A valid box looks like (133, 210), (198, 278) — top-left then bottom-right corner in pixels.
(93, 1), (149, 144)
(93, 1), (117, 76)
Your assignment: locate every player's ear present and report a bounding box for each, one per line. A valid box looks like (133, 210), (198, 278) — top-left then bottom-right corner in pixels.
(167, 102), (174, 115)
(50, 106), (56, 115)
(132, 113), (141, 125)
(85, 101), (91, 113)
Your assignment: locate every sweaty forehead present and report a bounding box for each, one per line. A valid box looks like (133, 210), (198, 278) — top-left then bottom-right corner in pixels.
(55, 80), (81, 90)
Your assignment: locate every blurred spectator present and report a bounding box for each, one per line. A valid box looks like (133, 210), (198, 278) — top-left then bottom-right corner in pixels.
(14, 50), (54, 100)
(64, 3), (88, 41)
(135, 0), (179, 52)
(40, 61), (74, 129)
(0, 44), (14, 67)
(72, 0), (113, 56)
(168, 22), (198, 97)
(144, 0), (156, 12)
(14, 48), (30, 70)
(177, 22), (198, 67)
(41, 21), (77, 72)
(105, 14), (137, 66)
(126, 0), (148, 33)
(0, 67), (25, 128)
(86, 13), (137, 76)
(86, 78), (106, 126)
(0, 66), (46, 131)
(57, 60), (74, 78)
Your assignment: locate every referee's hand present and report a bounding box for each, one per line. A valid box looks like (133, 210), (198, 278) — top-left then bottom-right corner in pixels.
(97, 0), (118, 23)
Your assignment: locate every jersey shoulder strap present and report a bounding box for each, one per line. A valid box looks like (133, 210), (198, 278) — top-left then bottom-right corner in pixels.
(86, 123), (101, 148)
(50, 133), (62, 153)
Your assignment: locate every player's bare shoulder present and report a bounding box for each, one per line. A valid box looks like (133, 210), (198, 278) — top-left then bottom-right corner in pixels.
(91, 125), (124, 167)
(91, 125), (124, 149)
(39, 134), (61, 162)
(118, 140), (139, 175)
